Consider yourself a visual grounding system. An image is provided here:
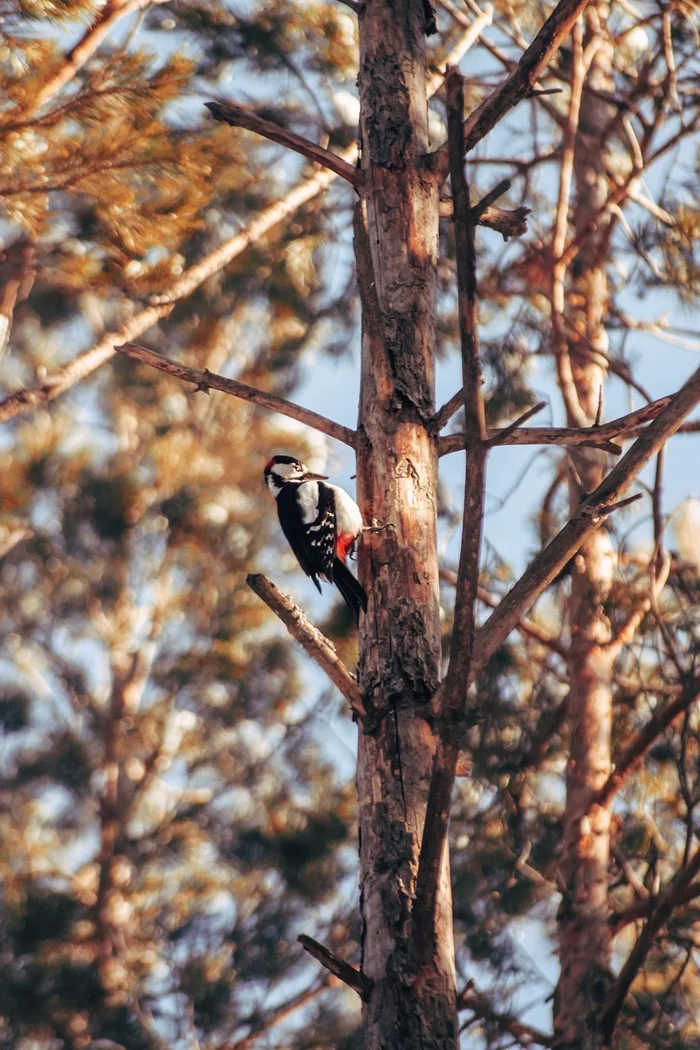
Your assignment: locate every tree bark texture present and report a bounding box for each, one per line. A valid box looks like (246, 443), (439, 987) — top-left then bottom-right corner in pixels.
(555, 7), (617, 1046)
(354, 2), (457, 1047)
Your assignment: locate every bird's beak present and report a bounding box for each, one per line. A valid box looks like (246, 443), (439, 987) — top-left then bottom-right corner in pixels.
(303, 471), (329, 481)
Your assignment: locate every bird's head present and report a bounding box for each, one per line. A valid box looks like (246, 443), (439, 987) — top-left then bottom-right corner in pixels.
(264, 455), (327, 496)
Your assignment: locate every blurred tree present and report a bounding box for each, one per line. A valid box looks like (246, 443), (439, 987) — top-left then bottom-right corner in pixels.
(1, 1), (699, 1049)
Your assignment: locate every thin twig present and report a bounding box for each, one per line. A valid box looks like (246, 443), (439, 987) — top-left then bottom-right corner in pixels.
(246, 574), (367, 719)
(297, 935), (371, 999)
(115, 342), (356, 447)
(206, 101), (360, 187)
(486, 401), (547, 447)
(439, 394), (674, 455)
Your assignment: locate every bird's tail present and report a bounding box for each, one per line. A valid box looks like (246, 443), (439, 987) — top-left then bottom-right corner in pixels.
(333, 558), (368, 624)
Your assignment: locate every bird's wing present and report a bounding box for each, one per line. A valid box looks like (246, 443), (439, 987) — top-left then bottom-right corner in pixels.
(276, 483), (336, 588)
(306, 482), (336, 582)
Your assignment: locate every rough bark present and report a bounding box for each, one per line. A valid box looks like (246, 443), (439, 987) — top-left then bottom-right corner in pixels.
(354, 2), (457, 1047)
(554, 7), (617, 1046)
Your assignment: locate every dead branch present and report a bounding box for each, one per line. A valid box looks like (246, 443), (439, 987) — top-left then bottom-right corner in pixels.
(206, 101), (360, 187)
(433, 0), (595, 175)
(411, 68), (488, 968)
(297, 934), (371, 999)
(467, 365), (700, 683)
(246, 574), (367, 720)
(115, 342), (355, 447)
(595, 677), (700, 809)
(601, 843), (700, 1043)
(439, 394), (674, 455)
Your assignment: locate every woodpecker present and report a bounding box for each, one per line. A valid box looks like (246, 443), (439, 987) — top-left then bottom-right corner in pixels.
(264, 455), (368, 622)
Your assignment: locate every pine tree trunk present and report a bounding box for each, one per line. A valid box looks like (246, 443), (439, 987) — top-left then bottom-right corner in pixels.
(355, 2), (458, 1047)
(555, 8), (616, 1047)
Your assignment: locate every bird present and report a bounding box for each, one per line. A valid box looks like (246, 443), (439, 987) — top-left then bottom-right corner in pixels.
(264, 455), (368, 622)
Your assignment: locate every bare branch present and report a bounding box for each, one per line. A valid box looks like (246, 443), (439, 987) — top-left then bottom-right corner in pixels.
(433, 0), (594, 175)
(115, 342), (356, 447)
(411, 68), (488, 969)
(297, 935), (371, 999)
(439, 394), (674, 455)
(596, 678), (700, 809)
(468, 366), (700, 683)
(246, 574), (367, 720)
(601, 843), (700, 1043)
(206, 101), (360, 187)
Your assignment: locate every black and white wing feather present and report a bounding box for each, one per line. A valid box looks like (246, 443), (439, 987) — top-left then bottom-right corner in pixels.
(276, 481), (336, 591)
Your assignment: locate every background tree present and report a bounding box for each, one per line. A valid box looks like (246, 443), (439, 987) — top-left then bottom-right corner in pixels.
(1, 1), (699, 1049)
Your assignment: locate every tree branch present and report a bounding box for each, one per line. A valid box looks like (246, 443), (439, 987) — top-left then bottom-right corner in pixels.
(246, 574), (367, 720)
(595, 677), (700, 809)
(439, 394), (674, 455)
(433, 0), (594, 175)
(411, 68), (488, 969)
(467, 365), (700, 683)
(228, 980), (329, 1050)
(601, 843), (700, 1044)
(297, 934), (371, 999)
(115, 342), (355, 447)
(206, 101), (360, 187)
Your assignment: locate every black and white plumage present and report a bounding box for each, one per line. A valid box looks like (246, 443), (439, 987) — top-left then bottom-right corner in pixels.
(264, 455), (368, 622)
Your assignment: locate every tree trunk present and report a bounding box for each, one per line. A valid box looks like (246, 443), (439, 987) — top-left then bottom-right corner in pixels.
(354, 2), (457, 1047)
(555, 8), (616, 1047)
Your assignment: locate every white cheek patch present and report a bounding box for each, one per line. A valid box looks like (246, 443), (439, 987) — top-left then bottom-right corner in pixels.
(296, 481), (320, 524)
